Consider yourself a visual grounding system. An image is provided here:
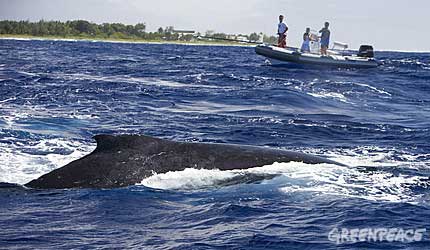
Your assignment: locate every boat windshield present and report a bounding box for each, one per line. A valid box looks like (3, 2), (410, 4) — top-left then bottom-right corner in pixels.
(309, 30), (320, 54)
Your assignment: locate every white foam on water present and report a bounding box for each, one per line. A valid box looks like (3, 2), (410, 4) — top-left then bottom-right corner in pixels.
(1, 102), (99, 130)
(247, 117), (283, 124)
(0, 138), (95, 185)
(139, 148), (429, 203)
(275, 163), (426, 203)
(140, 168), (238, 190)
(0, 97), (17, 104)
(307, 91), (350, 103)
(0, 105), (97, 184)
(48, 72), (222, 89)
(353, 82), (392, 96)
(323, 146), (430, 170)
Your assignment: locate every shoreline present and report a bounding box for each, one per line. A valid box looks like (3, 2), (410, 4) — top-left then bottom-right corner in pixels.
(2, 35), (428, 53)
(0, 34), (255, 47)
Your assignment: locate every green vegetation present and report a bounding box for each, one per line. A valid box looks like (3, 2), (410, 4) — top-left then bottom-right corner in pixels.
(0, 20), (277, 45)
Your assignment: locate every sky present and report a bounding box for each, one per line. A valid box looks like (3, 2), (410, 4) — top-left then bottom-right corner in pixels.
(1, 0), (429, 51)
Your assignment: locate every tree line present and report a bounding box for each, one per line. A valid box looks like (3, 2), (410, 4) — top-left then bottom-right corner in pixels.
(0, 20), (277, 44)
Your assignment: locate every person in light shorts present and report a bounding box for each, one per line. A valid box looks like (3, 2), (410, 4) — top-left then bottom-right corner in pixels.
(319, 22), (331, 55)
(301, 28), (311, 53)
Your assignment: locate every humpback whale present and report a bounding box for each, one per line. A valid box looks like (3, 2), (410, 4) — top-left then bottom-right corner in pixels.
(26, 134), (344, 189)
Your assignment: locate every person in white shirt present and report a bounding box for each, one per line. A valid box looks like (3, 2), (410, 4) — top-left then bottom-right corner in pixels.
(277, 15), (288, 48)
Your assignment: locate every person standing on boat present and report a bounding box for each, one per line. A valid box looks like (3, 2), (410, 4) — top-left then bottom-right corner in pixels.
(301, 28), (311, 53)
(319, 22), (330, 55)
(277, 15), (288, 48)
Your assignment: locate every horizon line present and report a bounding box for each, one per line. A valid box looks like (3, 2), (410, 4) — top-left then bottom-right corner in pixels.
(1, 36), (429, 53)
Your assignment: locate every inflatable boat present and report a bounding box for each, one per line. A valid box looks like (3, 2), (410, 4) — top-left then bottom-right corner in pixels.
(255, 44), (379, 68)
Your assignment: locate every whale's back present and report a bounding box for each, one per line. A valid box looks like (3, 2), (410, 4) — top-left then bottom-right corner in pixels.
(26, 134), (343, 189)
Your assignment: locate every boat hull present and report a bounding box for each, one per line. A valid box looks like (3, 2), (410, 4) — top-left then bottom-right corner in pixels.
(255, 45), (379, 68)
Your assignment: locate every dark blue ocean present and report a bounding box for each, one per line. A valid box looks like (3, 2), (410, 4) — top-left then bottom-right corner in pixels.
(0, 39), (429, 249)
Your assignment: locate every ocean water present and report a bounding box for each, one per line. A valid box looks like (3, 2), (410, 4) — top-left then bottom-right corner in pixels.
(0, 39), (429, 249)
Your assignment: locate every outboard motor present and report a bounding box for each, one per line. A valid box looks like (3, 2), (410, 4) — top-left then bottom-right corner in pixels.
(358, 45), (374, 58)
